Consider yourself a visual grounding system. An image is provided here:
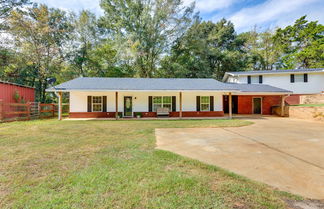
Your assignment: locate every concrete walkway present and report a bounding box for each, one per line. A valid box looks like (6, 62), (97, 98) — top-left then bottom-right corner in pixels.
(155, 117), (324, 199)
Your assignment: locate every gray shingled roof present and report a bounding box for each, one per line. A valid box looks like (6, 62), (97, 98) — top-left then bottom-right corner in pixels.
(226, 83), (292, 93)
(47, 77), (239, 91)
(46, 77), (291, 93)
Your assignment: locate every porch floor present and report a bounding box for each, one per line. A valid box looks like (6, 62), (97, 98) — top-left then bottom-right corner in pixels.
(63, 114), (276, 121)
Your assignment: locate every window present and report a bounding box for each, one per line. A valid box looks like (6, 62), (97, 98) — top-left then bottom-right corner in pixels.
(153, 96), (172, 111)
(251, 76), (259, 84)
(200, 96), (210, 111)
(92, 96), (102, 112)
(295, 74), (304, 82)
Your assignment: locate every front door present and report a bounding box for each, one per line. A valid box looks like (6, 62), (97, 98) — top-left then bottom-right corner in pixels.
(253, 98), (262, 114)
(124, 96), (133, 117)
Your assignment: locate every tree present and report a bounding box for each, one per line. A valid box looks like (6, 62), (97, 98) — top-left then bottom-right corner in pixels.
(160, 19), (247, 79)
(274, 16), (324, 69)
(99, 0), (195, 77)
(240, 29), (280, 71)
(6, 4), (73, 102)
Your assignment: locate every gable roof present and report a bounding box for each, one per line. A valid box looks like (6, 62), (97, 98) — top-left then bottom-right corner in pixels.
(46, 77), (239, 91)
(46, 77), (292, 94)
(222, 68), (324, 81)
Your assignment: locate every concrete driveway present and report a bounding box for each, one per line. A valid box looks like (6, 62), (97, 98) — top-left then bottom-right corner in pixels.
(155, 117), (324, 199)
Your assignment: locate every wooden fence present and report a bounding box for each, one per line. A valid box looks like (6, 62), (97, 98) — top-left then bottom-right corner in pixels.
(0, 100), (69, 122)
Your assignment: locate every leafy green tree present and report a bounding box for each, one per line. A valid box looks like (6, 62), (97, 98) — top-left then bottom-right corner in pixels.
(240, 29), (280, 71)
(99, 0), (195, 77)
(6, 4), (73, 102)
(160, 19), (247, 79)
(274, 16), (324, 69)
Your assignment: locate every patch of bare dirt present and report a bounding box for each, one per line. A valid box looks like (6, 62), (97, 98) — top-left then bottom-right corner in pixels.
(286, 199), (324, 209)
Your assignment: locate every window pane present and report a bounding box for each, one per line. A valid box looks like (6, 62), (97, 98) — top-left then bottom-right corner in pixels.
(201, 96), (209, 103)
(153, 96), (162, 104)
(163, 104), (171, 110)
(163, 96), (171, 104)
(201, 104), (210, 111)
(251, 76), (259, 84)
(153, 104), (162, 112)
(93, 96), (102, 103)
(295, 74), (304, 82)
(93, 104), (102, 112)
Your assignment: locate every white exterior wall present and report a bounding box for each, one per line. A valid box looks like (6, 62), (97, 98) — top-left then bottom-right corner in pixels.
(70, 91), (224, 113)
(227, 73), (324, 94)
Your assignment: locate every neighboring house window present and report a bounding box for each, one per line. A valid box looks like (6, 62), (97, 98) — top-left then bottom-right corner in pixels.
(200, 96), (210, 111)
(248, 75), (263, 84)
(153, 96), (172, 111)
(291, 74), (308, 83)
(251, 76), (259, 84)
(92, 96), (102, 112)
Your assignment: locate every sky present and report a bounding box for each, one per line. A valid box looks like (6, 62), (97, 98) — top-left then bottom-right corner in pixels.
(33, 0), (324, 32)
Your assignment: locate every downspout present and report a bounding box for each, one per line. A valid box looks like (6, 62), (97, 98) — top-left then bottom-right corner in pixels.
(53, 91), (62, 120)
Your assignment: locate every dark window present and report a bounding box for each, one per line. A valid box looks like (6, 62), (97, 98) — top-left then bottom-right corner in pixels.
(247, 76), (251, 84)
(259, 75), (263, 84)
(304, 73), (308, 82)
(290, 74), (295, 83)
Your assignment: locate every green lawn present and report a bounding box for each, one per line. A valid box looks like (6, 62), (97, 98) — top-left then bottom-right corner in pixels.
(291, 104), (324, 107)
(0, 119), (299, 208)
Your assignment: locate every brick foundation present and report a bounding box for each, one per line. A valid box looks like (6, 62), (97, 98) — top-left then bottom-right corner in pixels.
(69, 111), (224, 118)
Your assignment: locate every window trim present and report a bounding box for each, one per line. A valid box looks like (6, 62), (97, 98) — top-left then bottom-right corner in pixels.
(92, 96), (103, 112)
(200, 96), (210, 112)
(152, 96), (172, 112)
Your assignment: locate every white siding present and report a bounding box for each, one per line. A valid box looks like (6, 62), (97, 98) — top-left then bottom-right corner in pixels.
(227, 73), (324, 94)
(70, 91), (224, 113)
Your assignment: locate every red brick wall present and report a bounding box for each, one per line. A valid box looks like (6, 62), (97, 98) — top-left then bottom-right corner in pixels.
(69, 111), (224, 118)
(285, 95), (300, 105)
(169, 111), (224, 117)
(237, 95), (281, 115)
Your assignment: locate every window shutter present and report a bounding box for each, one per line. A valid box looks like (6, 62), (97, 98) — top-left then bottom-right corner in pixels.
(148, 96), (152, 112)
(87, 96), (92, 112)
(304, 73), (308, 82)
(196, 96), (200, 111)
(247, 76), (251, 84)
(210, 96), (214, 111)
(103, 96), (107, 112)
(290, 74), (295, 83)
(172, 96), (176, 112)
(259, 75), (263, 84)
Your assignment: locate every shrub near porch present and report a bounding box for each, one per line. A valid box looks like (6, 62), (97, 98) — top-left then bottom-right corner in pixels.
(0, 119), (299, 208)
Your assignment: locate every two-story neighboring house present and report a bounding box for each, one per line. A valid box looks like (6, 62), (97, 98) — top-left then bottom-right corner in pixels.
(222, 68), (324, 104)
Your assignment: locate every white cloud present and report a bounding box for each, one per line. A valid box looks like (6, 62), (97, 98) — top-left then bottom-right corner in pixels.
(183, 0), (237, 13)
(228, 0), (323, 32)
(32, 0), (103, 15)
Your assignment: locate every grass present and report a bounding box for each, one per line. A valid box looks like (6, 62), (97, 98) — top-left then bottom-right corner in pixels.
(291, 104), (324, 107)
(0, 119), (299, 208)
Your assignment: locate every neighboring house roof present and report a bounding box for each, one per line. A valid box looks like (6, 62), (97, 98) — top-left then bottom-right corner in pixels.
(222, 68), (324, 82)
(226, 83), (292, 93)
(46, 77), (292, 94)
(0, 80), (35, 89)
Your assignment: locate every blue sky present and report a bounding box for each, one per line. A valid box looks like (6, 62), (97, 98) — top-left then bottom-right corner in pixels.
(33, 0), (324, 32)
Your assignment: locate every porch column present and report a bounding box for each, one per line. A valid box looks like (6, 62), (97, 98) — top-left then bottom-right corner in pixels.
(179, 91), (182, 118)
(281, 95), (285, 117)
(58, 92), (62, 121)
(115, 91), (118, 120)
(228, 92), (232, 119)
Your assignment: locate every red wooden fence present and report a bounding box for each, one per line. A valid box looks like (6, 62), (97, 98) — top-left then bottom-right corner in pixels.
(0, 100), (69, 122)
